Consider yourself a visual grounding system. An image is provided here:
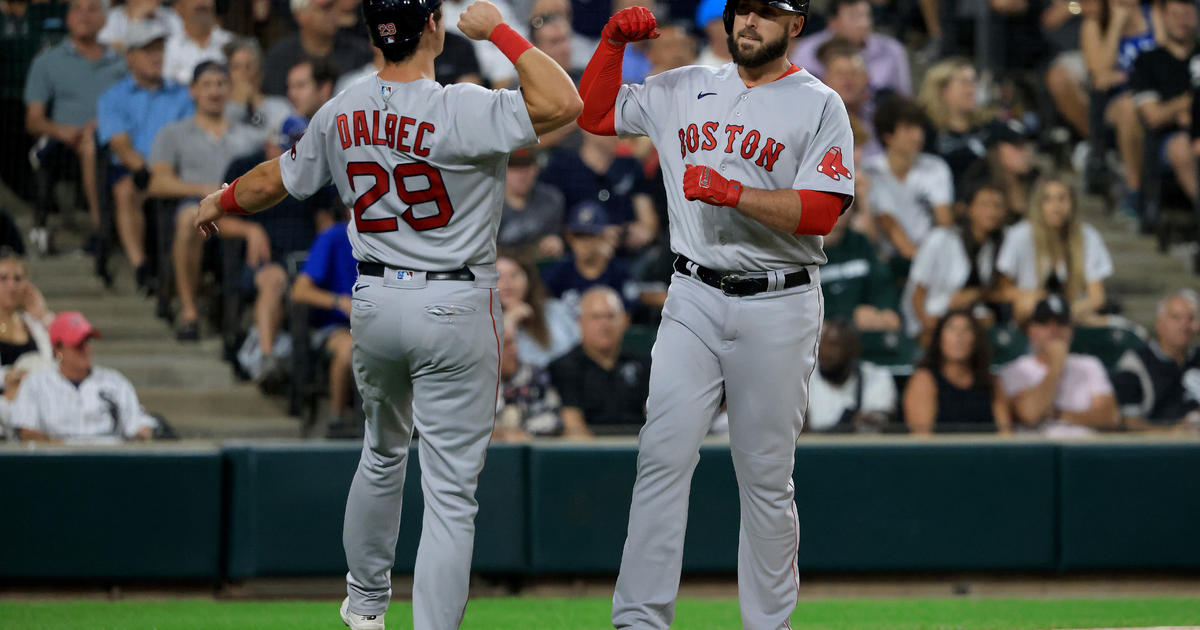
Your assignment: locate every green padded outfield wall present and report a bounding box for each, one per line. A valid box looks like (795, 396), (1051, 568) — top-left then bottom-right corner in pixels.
(0, 449), (224, 580)
(224, 444), (526, 579)
(527, 442), (1059, 573)
(1059, 443), (1200, 570)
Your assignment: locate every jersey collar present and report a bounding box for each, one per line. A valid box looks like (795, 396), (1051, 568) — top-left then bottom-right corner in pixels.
(740, 63), (802, 89)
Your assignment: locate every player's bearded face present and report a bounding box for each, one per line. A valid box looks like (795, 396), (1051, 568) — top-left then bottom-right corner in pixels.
(726, 24), (790, 68)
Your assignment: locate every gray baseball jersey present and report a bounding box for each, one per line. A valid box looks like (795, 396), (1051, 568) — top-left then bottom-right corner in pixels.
(280, 76), (538, 270)
(610, 61), (852, 630)
(615, 62), (855, 271)
(284, 74), (536, 629)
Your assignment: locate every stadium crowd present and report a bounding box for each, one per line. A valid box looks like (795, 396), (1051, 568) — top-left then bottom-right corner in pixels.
(1, 0), (1200, 443)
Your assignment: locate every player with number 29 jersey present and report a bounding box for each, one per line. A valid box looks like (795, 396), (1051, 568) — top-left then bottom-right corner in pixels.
(281, 77), (536, 270)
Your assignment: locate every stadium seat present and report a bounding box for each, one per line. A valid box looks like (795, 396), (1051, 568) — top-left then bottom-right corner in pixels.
(1070, 325), (1146, 370)
(988, 325), (1028, 366)
(860, 330), (920, 369)
(622, 324), (657, 359)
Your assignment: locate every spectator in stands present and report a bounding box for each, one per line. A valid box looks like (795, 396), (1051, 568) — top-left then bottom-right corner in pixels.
(1044, 0), (1093, 140)
(439, 0), (526, 87)
(1000, 295), (1120, 434)
(163, 0), (232, 86)
(821, 209), (901, 332)
(1130, 0), (1199, 204)
(807, 319), (897, 433)
(647, 23), (697, 76)
(223, 115), (324, 381)
(903, 183), (1008, 341)
(224, 38), (293, 133)
(0, 252), (53, 405)
(291, 216), (358, 435)
(549, 286), (649, 436)
(817, 37), (877, 158)
(287, 57), (336, 121)
(23, 0), (127, 245)
(1, 0), (31, 37)
(791, 0), (911, 97)
(498, 255), (579, 367)
(1081, 0), (1158, 211)
(262, 0), (373, 96)
(611, 0), (654, 84)
(541, 132), (658, 253)
(542, 201), (635, 316)
(1113, 289), (1200, 431)
(530, 10), (579, 78)
(694, 0), (732, 68)
(917, 58), (992, 188)
(97, 20), (194, 294)
(99, 0), (183, 51)
(495, 328), (564, 441)
(148, 61), (265, 340)
(530, 0), (601, 72)
(996, 174), (1113, 325)
(865, 97), (954, 261)
(904, 309), (1012, 434)
(498, 149), (565, 258)
(960, 119), (1040, 221)
(12, 311), (157, 442)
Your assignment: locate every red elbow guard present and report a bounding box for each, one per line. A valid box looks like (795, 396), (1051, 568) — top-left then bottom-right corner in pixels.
(795, 190), (844, 235)
(577, 40), (624, 136)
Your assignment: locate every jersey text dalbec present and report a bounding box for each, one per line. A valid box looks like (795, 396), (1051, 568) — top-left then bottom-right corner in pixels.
(336, 109), (435, 156)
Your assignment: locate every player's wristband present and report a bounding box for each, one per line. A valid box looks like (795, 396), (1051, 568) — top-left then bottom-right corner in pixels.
(220, 177), (251, 216)
(725, 179), (743, 208)
(489, 24), (533, 65)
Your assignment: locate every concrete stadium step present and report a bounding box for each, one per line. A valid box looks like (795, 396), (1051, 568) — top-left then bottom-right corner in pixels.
(163, 413), (302, 440)
(94, 336), (224, 357)
(138, 385), (286, 421)
(102, 353), (236, 390)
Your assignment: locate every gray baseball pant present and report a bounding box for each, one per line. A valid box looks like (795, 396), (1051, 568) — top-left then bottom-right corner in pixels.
(342, 269), (501, 629)
(612, 270), (822, 630)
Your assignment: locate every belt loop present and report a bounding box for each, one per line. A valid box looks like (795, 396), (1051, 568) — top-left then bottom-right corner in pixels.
(766, 269), (783, 292)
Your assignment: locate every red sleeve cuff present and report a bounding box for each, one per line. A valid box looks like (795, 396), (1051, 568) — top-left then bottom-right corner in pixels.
(795, 190), (844, 235)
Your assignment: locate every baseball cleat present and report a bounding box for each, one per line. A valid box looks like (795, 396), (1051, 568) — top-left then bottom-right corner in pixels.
(340, 597), (385, 630)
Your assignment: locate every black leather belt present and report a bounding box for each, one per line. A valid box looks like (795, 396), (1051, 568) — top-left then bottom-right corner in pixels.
(673, 254), (810, 297)
(357, 262), (475, 281)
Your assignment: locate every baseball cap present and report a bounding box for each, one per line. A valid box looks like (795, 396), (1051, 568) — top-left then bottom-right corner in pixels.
(695, 0), (726, 28)
(274, 114), (309, 150)
(125, 19), (169, 49)
(191, 60), (230, 84)
(985, 119), (1034, 149)
(1031, 294), (1071, 325)
(49, 311), (100, 348)
(566, 200), (611, 235)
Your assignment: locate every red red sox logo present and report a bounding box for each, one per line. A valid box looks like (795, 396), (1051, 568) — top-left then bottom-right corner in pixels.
(817, 146), (851, 181)
(378, 22), (397, 37)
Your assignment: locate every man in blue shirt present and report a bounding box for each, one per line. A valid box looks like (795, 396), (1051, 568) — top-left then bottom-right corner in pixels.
(23, 0), (126, 250)
(291, 217), (357, 435)
(96, 20), (192, 293)
(541, 200), (637, 317)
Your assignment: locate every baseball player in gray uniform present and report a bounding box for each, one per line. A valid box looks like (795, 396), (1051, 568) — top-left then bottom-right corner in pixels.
(578, 1), (854, 628)
(193, 1), (581, 628)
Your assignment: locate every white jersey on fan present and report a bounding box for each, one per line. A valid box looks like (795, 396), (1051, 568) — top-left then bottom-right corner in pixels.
(280, 75), (538, 270)
(615, 62), (855, 271)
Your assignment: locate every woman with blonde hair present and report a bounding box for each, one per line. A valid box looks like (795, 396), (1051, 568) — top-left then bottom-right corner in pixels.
(916, 58), (992, 187)
(995, 175), (1114, 324)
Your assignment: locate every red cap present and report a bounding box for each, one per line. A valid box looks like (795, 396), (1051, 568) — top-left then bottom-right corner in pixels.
(48, 311), (100, 347)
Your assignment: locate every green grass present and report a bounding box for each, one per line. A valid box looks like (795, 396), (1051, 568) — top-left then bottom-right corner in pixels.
(1, 596), (1198, 629)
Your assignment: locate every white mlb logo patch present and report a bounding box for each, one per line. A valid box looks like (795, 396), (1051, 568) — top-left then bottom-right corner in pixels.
(396, 270), (415, 281)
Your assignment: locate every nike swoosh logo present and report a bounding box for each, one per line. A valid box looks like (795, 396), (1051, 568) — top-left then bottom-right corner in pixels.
(354, 284), (368, 292)
(697, 92), (717, 99)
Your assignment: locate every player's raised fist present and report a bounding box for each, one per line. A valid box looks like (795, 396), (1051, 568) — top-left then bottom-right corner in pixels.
(683, 164), (743, 208)
(459, 1), (505, 40)
(602, 6), (660, 45)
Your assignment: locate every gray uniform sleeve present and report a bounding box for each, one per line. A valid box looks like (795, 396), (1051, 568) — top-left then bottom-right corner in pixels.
(792, 93), (856, 204)
(615, 68), (679, 138)
(441, 85), (537, 160)
(279, 103), (334, 200)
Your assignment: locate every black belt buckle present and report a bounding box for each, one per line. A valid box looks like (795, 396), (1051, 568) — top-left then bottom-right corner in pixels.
(719, 274), (748, 297)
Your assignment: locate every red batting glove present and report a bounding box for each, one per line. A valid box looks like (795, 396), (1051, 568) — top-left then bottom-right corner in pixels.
(683, 164), (743, 208)
(601, 6), (661, 44)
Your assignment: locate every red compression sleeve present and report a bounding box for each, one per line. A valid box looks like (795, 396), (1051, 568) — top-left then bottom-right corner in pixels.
(489, 24), (533, 65)
(220, 177), (250, 216)
(795, 190), (845, 235)
(577, 40), (624, 136)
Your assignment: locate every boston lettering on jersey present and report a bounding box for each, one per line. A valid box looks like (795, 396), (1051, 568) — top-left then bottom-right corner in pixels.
(336, 109), (436, 156)
(676, 122), (786, 172)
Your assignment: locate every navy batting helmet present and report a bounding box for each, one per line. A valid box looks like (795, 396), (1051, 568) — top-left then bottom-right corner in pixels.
(722, 0), (808, 35)
(363, 0), (442, 54)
